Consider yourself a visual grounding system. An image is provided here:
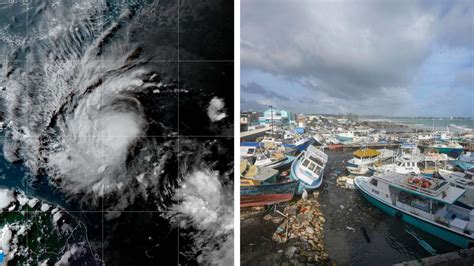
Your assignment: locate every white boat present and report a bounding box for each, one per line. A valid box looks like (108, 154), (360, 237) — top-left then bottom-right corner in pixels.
(253, 151), (296, 169)
(346, 148), (382, 175)
(372, 144), (423, 175)
(438, 168), (474, 209)
(283, 135), (312, 152)
(240, 146), (257, 158)
(336, 131), (354, 142)
(290, 145), (328, 192)
(418, 134), (433, 141)
(355, 173), (474, 248)
(240, 160), (279, 183)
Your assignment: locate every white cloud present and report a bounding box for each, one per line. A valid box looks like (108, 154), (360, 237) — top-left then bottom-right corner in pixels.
(167, 169), (233, 265)
(207, 97), (227, 122)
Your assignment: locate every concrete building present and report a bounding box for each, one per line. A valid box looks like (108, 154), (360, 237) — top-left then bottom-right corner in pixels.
(258, 108), (295, 126)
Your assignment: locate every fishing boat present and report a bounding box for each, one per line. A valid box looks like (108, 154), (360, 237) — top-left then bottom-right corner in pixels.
(425, 141), (464, 156)
(240, 160), (279, 183)
(438, 168), (474, 209)
(452, 152), (474, 171)
(371, 144), (423, 175)
(253, 152), (296, 169)
(355, 173), (474, 248)
(290, 145), (328, 192)
(240, 146), (258, 158)
(282, 135), (313, 152)
(240, 179), (299, 207)
(346, 148), (381, 175)
(336, 131), (354, 142)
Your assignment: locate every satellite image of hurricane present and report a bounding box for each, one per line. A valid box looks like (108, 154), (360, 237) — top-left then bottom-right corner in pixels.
(0, 0), (234, 265)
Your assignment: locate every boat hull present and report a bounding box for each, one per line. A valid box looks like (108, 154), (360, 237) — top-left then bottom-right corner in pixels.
(273, 155), (296, 169)
(283, 138), (313, 152)
(336, 135), (353, 142)
(434, 147), (464, 154)
(241, 194), (294, 207)
(240, 180), (299, 196)
(355, 177), (474, 249)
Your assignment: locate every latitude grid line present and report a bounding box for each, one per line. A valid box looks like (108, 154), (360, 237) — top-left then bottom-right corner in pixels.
(25, 0), (29, 254)
(177, 0), (180, 264)
(101, 0), (105, 262)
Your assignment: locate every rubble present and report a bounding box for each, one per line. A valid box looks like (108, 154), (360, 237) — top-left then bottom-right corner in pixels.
(271, 192), (329, 263)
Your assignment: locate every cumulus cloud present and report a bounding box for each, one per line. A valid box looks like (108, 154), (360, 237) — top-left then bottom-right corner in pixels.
(207, 97), (227, 122)
(241, 0), (473, 116)
(167, 169), (233, 265)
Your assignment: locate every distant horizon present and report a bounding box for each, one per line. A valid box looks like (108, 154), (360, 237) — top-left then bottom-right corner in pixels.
(241, 109), (474, 119)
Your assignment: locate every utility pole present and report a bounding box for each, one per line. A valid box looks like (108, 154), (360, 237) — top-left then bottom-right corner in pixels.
(270, 105), (274, 137)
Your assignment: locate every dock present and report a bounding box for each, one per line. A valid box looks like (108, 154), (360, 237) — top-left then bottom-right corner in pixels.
(340, 143), (400, 149)
(240, 127), (271, 142)
(394, 248), (474, 265)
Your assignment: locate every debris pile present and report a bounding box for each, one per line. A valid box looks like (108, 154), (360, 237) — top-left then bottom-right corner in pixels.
(336, 175), (355, 189)
(271, 192), (329, 263)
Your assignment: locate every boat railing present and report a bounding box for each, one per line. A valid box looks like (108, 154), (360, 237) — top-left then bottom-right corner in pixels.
(394, 177), (450, 198)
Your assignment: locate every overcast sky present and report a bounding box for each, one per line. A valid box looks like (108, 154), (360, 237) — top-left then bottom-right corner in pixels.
(241, 0), (473, 117)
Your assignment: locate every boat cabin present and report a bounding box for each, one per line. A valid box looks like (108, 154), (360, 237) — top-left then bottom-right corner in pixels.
(300, 146), (328, 179)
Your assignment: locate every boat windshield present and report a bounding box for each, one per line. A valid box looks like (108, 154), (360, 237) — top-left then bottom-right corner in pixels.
(241, 163), (251, 176)
(301, 158), (323, 176)
(309, 155), (324, 166)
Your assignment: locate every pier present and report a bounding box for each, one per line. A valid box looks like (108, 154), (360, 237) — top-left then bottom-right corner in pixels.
(240, 127), (271, 142)
(394, 248), (474, 265)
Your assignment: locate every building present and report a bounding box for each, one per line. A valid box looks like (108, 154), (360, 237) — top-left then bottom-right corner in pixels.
(241, 111), (261, 131)
(258, 108), (295, 126)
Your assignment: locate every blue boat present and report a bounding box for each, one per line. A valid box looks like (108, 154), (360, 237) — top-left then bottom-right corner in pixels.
(423, 141), (464, 158)
(355, 174), (474, 248)
(290, 145), (328, 193)
(282, 135), (313, 152)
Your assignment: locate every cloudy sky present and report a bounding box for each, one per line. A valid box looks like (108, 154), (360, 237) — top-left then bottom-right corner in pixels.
(241, 0), (473, 117)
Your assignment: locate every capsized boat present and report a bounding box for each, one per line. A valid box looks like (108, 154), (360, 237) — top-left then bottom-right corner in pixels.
(283, 135), (313, 152)
(355, 173), (474, 248)
(290, 145), (328, 192)
(240, 160), (279, 183)
(240, 179), (299, 208)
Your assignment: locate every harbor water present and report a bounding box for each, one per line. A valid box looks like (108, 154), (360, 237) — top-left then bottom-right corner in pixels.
(241, 149), (460, 265)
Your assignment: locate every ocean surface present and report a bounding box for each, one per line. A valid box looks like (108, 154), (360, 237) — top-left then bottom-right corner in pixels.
(389, 117), (474, 132)
(0, 132), (73, 210)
